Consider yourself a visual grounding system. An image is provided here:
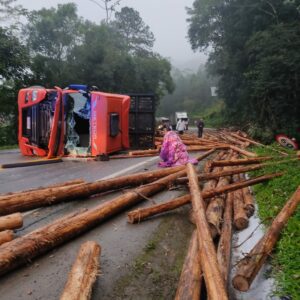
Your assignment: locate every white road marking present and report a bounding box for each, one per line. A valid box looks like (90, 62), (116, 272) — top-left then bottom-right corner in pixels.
(22, 156), (159, 217)
(99, 156), (159, 180)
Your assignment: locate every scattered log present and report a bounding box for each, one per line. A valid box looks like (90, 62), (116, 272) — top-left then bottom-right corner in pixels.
(0, 230), (14, 246)
(0, 179), (85, 200)
(0, 169), (186, 276)
(232, 186), (300, 291)
(0, 166), (185, 215)
(186, 163), (228, 300)
(0, 158), (62, 169)
(233, 175), (249, 230)
(60, 241), (101, 300)
(240, 174), (255, 217)
(229, 145), (257, 158)
(127, 172), (283, 223)
(205, 152), (232, 239)
(129, 149), (158, 155)
(175, 230), (202, 300)
(211, 157), (271, 167)
(217, 192), (234, 286)
(0, 213), (23, 231)
(176, 157), (299, 185)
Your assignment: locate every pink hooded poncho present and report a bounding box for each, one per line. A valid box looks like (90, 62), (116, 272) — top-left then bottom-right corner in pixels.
(158, 131), (198, 167)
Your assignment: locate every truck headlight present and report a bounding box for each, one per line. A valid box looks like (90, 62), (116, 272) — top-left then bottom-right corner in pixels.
(32, 90), (38, 101)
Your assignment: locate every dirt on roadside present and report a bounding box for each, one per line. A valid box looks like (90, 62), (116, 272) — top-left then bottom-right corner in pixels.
(106, 206), (194, 300)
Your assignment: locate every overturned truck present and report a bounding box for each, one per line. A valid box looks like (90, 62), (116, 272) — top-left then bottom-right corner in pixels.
(18, 85), (140, 158)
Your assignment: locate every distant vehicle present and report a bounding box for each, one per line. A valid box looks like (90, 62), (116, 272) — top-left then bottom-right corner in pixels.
(170, 112), (189, 130)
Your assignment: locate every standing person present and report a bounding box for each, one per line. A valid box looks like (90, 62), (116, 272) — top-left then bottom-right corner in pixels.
(196, 119), (204, 138)
(176, 118), (186, 135)
(159, 131), (198, 167)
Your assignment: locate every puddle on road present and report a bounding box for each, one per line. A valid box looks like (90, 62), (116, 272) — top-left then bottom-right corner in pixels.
(230, 201), (279, 300)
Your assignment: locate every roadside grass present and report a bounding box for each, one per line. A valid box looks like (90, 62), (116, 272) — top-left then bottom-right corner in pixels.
(249, 145), (300, 298)
(0, 144), (18, 150)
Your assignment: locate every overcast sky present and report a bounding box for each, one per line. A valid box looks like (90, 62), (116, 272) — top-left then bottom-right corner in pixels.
(16, 0), (206, 68)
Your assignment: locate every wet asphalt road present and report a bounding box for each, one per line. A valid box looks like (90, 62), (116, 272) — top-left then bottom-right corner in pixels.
(0, 150), (201, 300)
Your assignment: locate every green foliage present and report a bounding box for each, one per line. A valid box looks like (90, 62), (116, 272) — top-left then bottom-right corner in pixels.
(249, 146), (300, 298)
(187, 0), (300, 141)
(112, 6), (155, 55)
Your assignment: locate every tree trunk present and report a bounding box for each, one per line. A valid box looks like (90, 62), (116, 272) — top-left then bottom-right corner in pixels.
(175, 230), (202, 300)
(240, 174), (255, 217)
(0, 169), (186, 276)
(0, 230), (14, 246)
(217, 192), (234, 286)
(60, 241), (101, 300)
(0, 179), (85, 200)
(232, 187), (300, 291)
(229, 145), (257, 157)
(233, 175), (249, 230)
(186, 163), (228, 300)
(211, 157), (271, 167)
(0, 213), (23, 231)
(0, 166), (185, 216)
(127, 173), (282, 223)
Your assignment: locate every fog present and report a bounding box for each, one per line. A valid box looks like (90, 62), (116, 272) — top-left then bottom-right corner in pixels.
(16, 0), (206, 70)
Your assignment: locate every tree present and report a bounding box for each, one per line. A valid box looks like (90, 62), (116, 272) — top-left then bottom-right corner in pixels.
(112, 7), (155, 55)
(88, 0), (123, 23)
(24, 3), (84, 86)
(187, 0), (300, 141)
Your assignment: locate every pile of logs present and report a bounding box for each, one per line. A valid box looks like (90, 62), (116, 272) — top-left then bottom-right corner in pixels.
(0, 129), (298, 299)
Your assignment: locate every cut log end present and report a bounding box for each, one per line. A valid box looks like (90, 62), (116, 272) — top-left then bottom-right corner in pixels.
(232, 275), (250, 292)
(234, 217), (249, 230)
(245, 204), (255, 218)
(209, 223), (219, 239)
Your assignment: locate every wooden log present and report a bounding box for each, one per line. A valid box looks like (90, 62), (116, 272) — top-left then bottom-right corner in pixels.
(217, 192), (234, 286)
(0, 230), (14, 246)
(229, 145), (257, 157)
(233, 175), (249, 230)
(129, 149), (158, 155)
(211, 157), (271, 167)
(0, 179), (85, 200)
(176, 157), (299, 185)
(240, 174), (255, 217)
(205, 152), (232, 239)
(232, 186), (300, 291)
(186, 163), (228, 300)
(0, 158), (62, 169)
(0, 169), (186, 276)
(0, 166), (185, 215)
(127, 172), (283, 223)
(60, 241), (101, 300)
(0, 213), (23, 231)
(175, 230), (202, 300)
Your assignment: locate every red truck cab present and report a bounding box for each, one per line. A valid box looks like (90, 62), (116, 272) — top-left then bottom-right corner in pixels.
(18, 85), (130, 158)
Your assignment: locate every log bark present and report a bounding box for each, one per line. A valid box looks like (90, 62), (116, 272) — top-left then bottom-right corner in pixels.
(233, 175), (249, 230)
(0, 213), (23, 231)
(176, 157), (299, 185)
(205, 152), (232, 239)
(0, 230), (14, 246)
(186, 163), (228, 300)
(175, 230), (202, 300)
(240, 174), (255, 217)
(0, 169), (186, 276)
(127, 173), (282, 223)
(0, 166), (185, 215)
(232, 186), (300, 291)
(60, 241), (101, 300)
(0, 158), (62, 169)
(0, 179), (85, 200)
(229, 145), (257, 158)
(211, 157), (271, 167)
(217, 192), (234, 286)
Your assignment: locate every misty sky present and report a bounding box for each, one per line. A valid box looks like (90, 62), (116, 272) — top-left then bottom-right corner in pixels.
(16, 0), (206, 68)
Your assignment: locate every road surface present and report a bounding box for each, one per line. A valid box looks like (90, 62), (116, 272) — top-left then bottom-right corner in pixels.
(0, 150), (203, 300)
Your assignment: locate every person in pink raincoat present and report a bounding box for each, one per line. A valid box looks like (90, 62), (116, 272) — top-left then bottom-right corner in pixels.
(158, 130), (198, 167)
